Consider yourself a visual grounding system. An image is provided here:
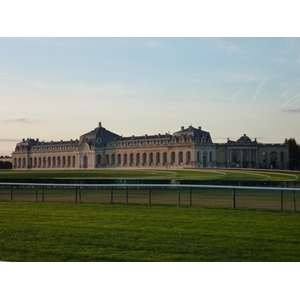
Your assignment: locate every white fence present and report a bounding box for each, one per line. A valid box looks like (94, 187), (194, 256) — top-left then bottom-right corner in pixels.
(0, 182), (299, 212)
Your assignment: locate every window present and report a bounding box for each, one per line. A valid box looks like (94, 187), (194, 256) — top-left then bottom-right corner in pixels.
(156, 153), (160, 164)
(163, 152), (167, 165)
(171, 152), (175, 164)
(149, 153), (153, 164)
(178, 152), (183, 164)
(186, 151), (191, 165)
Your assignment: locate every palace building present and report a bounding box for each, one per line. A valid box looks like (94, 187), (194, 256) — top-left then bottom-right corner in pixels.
(12, 122), (289, 170)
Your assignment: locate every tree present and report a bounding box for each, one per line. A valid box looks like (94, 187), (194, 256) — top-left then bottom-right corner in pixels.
(0, 161), (12, 169)
(284, 138), (300, 170)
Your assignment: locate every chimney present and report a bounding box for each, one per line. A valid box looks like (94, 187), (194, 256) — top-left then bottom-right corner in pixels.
(198, 126), (202, 130)
(181, 126), (184, 131)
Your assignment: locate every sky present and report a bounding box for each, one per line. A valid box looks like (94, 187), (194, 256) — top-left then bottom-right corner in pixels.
(1, 37), (300, 156)
(0, 1), (298, 295)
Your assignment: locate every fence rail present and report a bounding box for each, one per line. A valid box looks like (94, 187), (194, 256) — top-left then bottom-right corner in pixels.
(0, 182), (299, 212)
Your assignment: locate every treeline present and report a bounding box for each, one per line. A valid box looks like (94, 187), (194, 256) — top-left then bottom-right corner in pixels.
(284, 138), (300, 170)
(0, 161), (12, 169)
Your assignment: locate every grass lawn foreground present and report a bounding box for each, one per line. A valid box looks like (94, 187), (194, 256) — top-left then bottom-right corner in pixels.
(0, 202), (299, 262)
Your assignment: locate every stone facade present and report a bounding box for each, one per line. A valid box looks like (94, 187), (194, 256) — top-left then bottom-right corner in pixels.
(12, 122), (289, 170)
(0, 156), (12, 163)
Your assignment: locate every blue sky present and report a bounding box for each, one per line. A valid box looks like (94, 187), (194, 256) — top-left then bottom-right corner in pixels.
(1, 37), (300, 156)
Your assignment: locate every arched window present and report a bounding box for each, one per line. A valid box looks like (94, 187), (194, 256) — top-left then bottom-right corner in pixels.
(62, 156), (66, 167)
(203, 151), (208, 168)
(52, 157), (56, 167)
(197, 151), (201, 162)
(72, 156), (75, 167)
(136, 153), (140, 165)
(149, 153), (153, 164)
(130, 153), (134, 165)
(111, 154), (115, 165)
(209, 151), (213, 163)
(270, 151), (278, 168)
(156, 152), (160, 164)
(48, 157), (51, 167)
(84, 156), (88, 168)
(106, 154), (110, 165)
(97, 154), (102, 165)
(232, 151), (239, 163)
(67, 156), (71, 167)
(171, 152), (176, 165)
(280, 151), (285, 163)
(57, 157), (61, 167)
(262, 151), (268, 163)
(123, 154), (127, 166)
(178, 152), (183, 164)
(29, 158), (32, 168)
(186, 151), (191, 165)
(38, 157), (42, 167)
(117, 154), (121, 165)
(163, 152), (167, 165)
(23, 158), (26, 168)
(143, 153), (147, 164)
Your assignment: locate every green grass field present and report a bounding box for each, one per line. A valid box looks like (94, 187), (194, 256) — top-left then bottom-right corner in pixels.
(0, 202), (299, 262)
(1, 169), (299, 262)
(0, 168), (300, 181)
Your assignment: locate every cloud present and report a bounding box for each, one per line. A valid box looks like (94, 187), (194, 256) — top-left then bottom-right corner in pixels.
(251, 77), (269, 102)
(231, 91), (240, 103)
(281, 108), (300, 113)
(0, 77), (59, 80)
(216, 40), (240, 52)
(280, 92), (300, 108)
(0, 118), (39, 124)
(275, 89), (290, 102)
(0, 138), (20, 142)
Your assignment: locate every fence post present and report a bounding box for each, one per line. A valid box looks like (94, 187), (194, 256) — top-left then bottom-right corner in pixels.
(189, 187), (192, 206)
(178, 187), (181, 206)
(149, 187), (152, 205)
(10, 186), (13, 201)
(126, 186), (128, 204)
(293, 190), (296, 213)
(35, 186), (38, 203)
(79, 186), (82, 204)
(232, 188), (236, 209)
(281, 190), (283, 211)
(42, 186), (45, 202)
(110, 186), (113, 204)
(75, 186), (78, 203)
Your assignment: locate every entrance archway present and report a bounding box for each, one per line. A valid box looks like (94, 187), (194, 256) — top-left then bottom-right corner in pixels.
(203, 156), (207, 167)
(84, 155), (88, 168)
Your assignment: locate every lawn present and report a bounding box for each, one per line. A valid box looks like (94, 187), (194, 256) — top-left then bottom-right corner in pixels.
(0, 169), (299, 182)
(0, 202), (299, 262)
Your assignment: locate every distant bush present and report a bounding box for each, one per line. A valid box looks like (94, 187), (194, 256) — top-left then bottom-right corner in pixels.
(0, 161), (12, 169)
